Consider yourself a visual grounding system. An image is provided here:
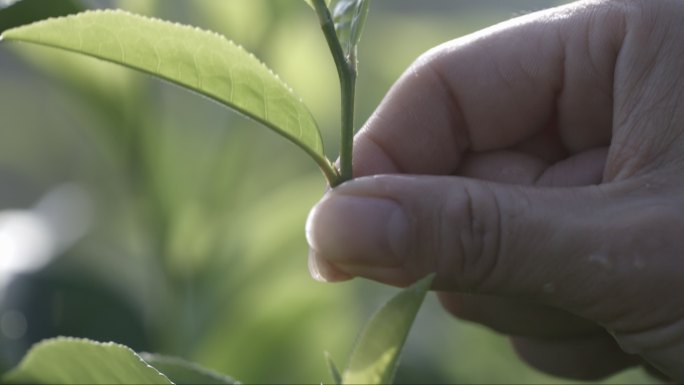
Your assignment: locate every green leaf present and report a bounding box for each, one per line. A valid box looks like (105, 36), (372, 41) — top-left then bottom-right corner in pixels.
(324, 351), (342, 385)
(304, 0), (331, 11)
(332, 0), (370, 58)
(140, 353), (241, 385)
(0, 0), (84, 33)
(0, 10), (339, 184)
(342, 274), (435, 385)
(3, 337), (172, 384)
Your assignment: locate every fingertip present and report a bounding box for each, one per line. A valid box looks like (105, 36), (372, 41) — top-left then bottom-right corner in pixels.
(306, 182), (410, 268)
(308, 197), (352, 282)
(308, 249), (354, 283)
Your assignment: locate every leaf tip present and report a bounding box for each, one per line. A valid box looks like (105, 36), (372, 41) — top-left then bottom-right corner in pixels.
(324, 351), (342, 385)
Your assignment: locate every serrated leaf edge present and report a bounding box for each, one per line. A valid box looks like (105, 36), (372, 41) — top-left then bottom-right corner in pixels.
(5, 336), (173, 384)
(1, 9), (340, 184)
(4, 9), (305, 106)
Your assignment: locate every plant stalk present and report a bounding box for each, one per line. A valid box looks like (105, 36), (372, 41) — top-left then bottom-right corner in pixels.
(313, 0), (357, 186)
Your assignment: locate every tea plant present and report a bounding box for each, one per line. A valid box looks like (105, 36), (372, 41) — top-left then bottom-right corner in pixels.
(0, 0), (434, 384)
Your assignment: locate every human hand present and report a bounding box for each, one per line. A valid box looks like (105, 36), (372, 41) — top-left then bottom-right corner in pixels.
(306, 0), (684, 381)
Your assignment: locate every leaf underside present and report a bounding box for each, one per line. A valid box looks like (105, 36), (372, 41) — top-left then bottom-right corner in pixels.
(1, 10), (336, 180)
(342, 274), (435, 385)
(3, 337), (172, 384)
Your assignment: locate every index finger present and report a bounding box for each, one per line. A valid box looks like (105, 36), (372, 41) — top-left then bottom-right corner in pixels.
(353, 0), (624, 177)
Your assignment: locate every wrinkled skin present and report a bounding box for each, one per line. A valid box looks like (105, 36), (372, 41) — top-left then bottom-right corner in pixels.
(306, 0), (684, 381)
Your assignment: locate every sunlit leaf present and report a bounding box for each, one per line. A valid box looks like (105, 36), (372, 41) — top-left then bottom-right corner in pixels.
(140, 353), (241, 384)
(1, 10), (338, 183)
(332, 0), (370, 58)
(342, 274), (435, 385)
(3, 337), (172, 384)
(0, 0), (83, 33)
(324, 351), (342, 385)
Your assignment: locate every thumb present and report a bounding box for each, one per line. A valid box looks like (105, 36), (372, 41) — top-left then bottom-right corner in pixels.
(307, 174), (627, 310)
(307, 174), (684, 381)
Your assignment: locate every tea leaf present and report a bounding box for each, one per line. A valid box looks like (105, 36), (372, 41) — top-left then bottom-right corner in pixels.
(3, 337), (172, 384)
(332, 0), (370, 58)
(0, 0), (83, 33)
(342, 274), (435, 384)
(304, 0), (331, 11)
(324, 351), (342, 385)
(140, 353), (241, 384)
(1, 10), (338, 183)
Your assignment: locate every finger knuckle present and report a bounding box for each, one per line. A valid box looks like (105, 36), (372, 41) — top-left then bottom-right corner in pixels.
(434, 181), (503, 291)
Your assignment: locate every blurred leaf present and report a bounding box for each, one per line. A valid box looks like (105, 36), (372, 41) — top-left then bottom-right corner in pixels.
(140, 353), (240, 384)
(304, 0), (331, 11)
(3, 337), (172, 384)
(0, 0), (20, 8)
(1, 10), (338, 183)
(342, 274), (435, 385)
(325, 351), (342, 385)
(192, 0), (270, 48)
(332, 0), (370, 58)
(0, 0), (83, 33)
(116, 0), (158, 16)
(191, 175), (356, 384)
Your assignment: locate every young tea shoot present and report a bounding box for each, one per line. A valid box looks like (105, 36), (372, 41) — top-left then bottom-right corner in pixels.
(0, 1), (434, 384)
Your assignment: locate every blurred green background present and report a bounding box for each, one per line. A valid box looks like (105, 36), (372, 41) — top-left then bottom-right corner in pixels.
(0, 1), (660, 383)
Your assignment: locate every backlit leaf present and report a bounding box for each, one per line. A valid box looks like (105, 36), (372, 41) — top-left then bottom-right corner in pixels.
(342, 274), (435, 384)
(3, 337), (172, 384)
(1, 10), (338, 183)
(332, 0), (370, 58)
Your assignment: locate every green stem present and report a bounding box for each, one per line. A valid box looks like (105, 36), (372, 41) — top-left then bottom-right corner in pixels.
(313, 0), (357, 185)
(340, 63), (357, 183)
